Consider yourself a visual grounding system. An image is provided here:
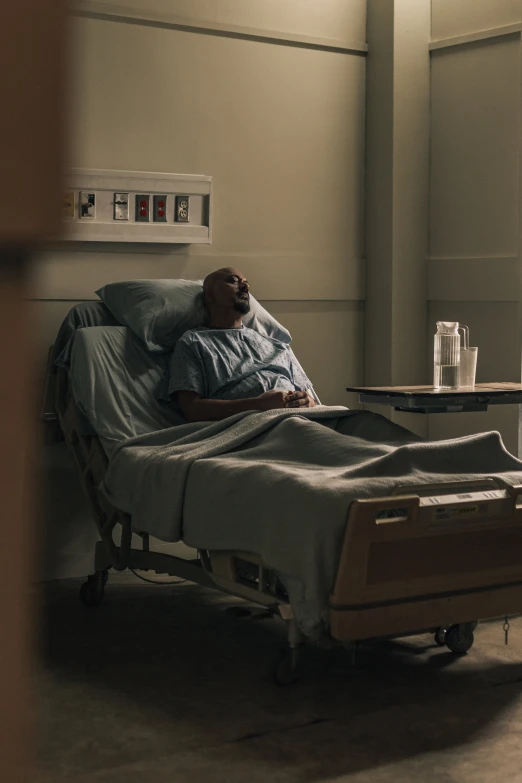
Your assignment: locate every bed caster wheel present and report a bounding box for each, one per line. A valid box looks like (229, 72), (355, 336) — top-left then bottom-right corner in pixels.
(79, 571), (108, 607)
(434, 628), (447, 646)
(445, 624), (474, 655)
(273, 649), (300, 687)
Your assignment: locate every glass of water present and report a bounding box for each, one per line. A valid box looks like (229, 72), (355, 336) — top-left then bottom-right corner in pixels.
(459, 347), (478, 388)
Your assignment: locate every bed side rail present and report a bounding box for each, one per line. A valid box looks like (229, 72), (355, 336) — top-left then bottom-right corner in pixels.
(55, 366), (132, 571)
(329, 480), (522, 641)
(40, 345), (63, 443)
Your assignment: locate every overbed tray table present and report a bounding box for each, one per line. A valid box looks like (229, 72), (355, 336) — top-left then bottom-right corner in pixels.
(346, 382), (522, 414)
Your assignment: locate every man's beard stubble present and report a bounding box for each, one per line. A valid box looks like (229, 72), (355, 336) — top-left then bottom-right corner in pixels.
(235, 298), (251, 315)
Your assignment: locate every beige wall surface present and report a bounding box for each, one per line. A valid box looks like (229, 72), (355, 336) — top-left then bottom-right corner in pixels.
(428, 13), (522, 454)
(431, 0), (521, 41)
(430, 37), (520, 259)
(38, 3), (367, 579)
(74, 0), (368, 44)
(64, 18), (365, 267)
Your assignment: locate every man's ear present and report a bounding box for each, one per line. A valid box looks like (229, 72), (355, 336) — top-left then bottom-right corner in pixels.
(202, 285), (214, 304)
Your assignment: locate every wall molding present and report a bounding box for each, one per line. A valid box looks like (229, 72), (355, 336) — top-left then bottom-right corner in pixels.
(70, 1), (368, 55)
(430, 23), (521, 52)
(428, 257), (521, 301)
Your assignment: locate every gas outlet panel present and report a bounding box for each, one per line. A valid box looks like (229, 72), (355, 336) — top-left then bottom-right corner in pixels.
(62, 169), (213, 243)
(63, 191), (75, 219)
(113, 193), (129, 221)
(79, 192), (95, 220)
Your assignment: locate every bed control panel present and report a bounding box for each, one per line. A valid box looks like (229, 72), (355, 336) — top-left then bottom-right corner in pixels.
(377, 489), (514, 530)
(61, 169), (212, 243)
(420, 489), (512, 528)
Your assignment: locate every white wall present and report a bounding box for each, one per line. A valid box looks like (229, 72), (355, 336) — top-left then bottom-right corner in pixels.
(429, 2), (522, 456)
(36, 0), (367, 579)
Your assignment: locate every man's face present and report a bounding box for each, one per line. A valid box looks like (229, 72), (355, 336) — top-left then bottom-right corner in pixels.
(211, 269), (250, 314)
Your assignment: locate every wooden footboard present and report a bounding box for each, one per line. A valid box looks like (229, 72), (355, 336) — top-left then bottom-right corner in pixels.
(329, 481), (522, 641)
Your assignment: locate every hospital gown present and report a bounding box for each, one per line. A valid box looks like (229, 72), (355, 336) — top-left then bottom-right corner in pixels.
(168, 325), (314, 401)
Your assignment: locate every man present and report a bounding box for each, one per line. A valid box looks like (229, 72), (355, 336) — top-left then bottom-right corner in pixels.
(169, 267), (318, 422)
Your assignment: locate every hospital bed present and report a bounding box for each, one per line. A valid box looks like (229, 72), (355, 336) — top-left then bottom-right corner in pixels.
(45, 302), (522, 685)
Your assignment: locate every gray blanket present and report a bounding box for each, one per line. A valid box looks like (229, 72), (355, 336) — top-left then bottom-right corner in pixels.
(101, 408), (522, 637)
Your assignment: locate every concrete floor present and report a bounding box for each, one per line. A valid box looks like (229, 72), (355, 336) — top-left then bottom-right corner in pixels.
(35, 572), (522, 783)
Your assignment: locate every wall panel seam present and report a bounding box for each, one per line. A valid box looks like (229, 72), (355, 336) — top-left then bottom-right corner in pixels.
(70, 1), (368, 55)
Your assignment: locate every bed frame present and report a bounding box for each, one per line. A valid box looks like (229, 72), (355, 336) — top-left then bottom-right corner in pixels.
(49, 356), (522, 685)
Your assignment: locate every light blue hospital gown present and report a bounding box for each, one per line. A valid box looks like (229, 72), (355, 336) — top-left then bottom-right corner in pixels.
(168, 326), (314, 401)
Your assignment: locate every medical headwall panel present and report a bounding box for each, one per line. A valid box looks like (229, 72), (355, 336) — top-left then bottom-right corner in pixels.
(62, 169), (213, 243)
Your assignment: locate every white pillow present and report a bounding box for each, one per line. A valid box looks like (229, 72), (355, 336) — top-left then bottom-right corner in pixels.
(96, 279), (292, 352)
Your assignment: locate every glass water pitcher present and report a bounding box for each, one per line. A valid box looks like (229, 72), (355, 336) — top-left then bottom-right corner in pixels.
(434, 321), (460, 389)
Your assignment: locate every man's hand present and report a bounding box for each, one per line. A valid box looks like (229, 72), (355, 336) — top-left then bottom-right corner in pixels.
(257, 390), (292, 411)
(257, 390), (316, 411)
(177, 389), (317, 421)
(284, 391), (317, 409)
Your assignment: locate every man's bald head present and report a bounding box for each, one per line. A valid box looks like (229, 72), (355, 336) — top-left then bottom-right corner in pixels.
(202, 268), (232, 301)
(202, 267), (250, 328)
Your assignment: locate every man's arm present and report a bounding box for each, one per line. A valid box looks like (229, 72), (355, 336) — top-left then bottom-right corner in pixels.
(288, 347), (321, 408)
(177, 389), (313, 422)
(177, 392), (261, 422)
